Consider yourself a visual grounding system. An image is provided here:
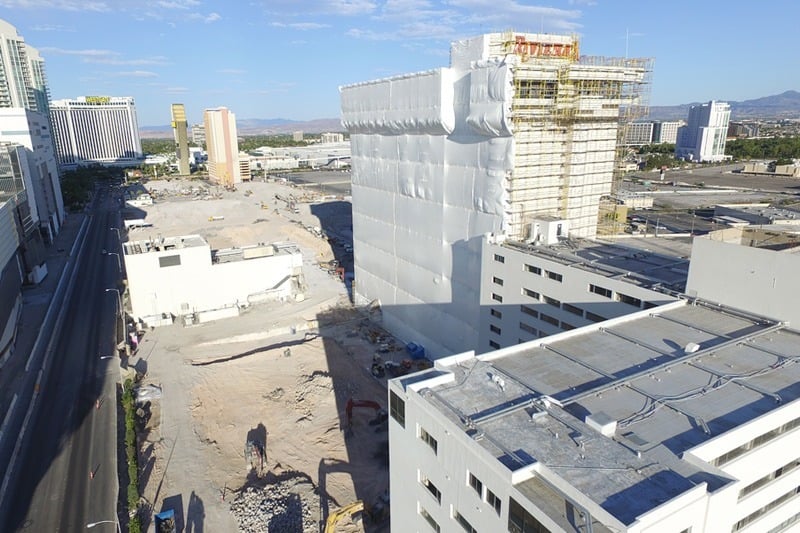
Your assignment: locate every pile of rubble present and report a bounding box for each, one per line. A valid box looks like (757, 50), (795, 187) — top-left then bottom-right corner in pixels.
(229, 475), (319, 533)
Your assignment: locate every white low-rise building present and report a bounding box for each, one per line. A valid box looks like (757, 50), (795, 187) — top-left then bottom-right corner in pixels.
(480, 233), (678, 353)
(124, 235), (303, 325)
(389, 298), (800, 533)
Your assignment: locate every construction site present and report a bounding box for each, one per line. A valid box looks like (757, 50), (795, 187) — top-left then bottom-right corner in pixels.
(123, 174), (418, 532)
(340, 31), (654, 358)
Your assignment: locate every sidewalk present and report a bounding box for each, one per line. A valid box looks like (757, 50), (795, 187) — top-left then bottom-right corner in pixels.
(0, 212), (85, 420)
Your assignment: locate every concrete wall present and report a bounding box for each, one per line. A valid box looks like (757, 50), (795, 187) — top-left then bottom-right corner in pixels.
(686, 235), (800, 326)
(126, 243), (302, 321)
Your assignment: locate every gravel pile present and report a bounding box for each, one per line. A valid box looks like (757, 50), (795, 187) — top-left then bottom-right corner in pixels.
(230, 476), (319, 533)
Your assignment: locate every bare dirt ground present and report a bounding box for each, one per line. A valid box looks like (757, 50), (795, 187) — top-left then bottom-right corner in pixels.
(124, 177), (395, 532)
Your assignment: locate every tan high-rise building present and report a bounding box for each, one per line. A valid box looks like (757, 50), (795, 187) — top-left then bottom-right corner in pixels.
(203, 107), (240, 187)
(171, 103), (190, 175)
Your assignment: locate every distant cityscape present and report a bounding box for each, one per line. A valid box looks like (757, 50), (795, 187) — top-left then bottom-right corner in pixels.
(3, 15), (800, 533)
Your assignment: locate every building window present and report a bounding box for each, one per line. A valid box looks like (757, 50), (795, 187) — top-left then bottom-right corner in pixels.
(492, 293), (504, 303)
(494, 253), (505, 264)
(490, 324), (501, 335)
(509, 498), (551, 533)
(520, 322), (537, 335)
(616, 292), (642, 308)
(540, 313), (559, 326)
(562, 303), (583, 317)
(493, 276), (504, 286)
(419, 427), (438, 455)
(489, 340), (500, 350)
(733, 485), (800, 531)
(545, 270), (563, 282)
(589, 284), (612, 298)
(486, 489), (502, 515)
(521, 305), (538, 318)
(585, 311), (606, 323)
(740, 458), (800, 500)
(523, 288), (539, 300)
(490, 308), (503, 319)
(159, 254), (181, 267)
(468, 472), (483, 497)
(421, 473), (442, 503)
(420, 506), (440, 532)
(454, 511), (478, 533)
(561, 322), (575, 331)
(543, 295), (560, 308)
(389, 390), (405, 428)
(713, 416), (800, 467)
(524, 264), (541, 275)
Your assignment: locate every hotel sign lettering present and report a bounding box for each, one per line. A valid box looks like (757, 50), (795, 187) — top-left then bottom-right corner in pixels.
(513, 36), (574, 58)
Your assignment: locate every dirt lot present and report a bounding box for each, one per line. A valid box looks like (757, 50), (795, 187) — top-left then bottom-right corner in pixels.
(123, 177), (397, 532)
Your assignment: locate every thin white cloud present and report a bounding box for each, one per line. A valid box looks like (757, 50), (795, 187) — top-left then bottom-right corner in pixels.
(218, 68), (247, 75)
(270, 21), (331, 30)
(114, 70), (159, 78)
(39, 47), (169, 66)
(155, 0), (199, 8)
(263, 0), (377, 17)
(0, 0), (110, 11)
(91, 55), (170, 66)
(30, 24), (76, 32)
(189, 11), (221, 23)
(447, 0), (582, 31)
(568, 0), (597, 5)
(342, 0), (582, 41)
(40, 46), (116, 58)
(166, 86), (189, 93)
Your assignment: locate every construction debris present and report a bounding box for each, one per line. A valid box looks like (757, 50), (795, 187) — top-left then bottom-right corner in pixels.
(229, 475), (319, 533)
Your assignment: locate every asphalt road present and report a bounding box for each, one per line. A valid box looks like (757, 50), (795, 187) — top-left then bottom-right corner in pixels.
(6, 185), (122, 532)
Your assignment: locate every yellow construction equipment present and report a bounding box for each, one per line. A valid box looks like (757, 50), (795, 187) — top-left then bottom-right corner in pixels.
(324, 500), (364, 533)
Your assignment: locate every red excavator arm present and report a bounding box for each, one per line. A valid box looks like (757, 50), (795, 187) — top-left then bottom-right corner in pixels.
(345, 398), (385, 429)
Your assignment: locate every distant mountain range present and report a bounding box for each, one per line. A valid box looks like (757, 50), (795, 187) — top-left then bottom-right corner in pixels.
(647, 90), (800, 120)
(140, 90), (800, 138)
(139, 117), (343, 138)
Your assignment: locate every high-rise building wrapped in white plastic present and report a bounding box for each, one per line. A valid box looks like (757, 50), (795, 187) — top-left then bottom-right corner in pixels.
(341, 32), (652, 356)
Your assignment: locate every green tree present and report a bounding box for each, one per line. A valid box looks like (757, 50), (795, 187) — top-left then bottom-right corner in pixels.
(140, 138), (175, 155)
(726, 136), (800, 160)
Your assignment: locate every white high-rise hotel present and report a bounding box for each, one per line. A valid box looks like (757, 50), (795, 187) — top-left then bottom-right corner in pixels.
(0, 19), (50, 114)
(341, 32), (652, 356)
(50, 96), (143, 169)
(676, 100), (731, 162)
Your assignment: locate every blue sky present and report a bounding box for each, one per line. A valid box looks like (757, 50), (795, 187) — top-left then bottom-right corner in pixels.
(0, 1), (797, 126)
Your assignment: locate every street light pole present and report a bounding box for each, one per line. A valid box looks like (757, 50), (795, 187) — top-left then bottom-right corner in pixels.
(105, 288), (122, 319)
(109, 227), (120, 241)
(106, 251), (121, 272)
(86, 519), (121, 533)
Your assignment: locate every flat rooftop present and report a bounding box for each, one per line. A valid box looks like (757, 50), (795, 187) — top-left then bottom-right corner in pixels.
(412, 300), (800, 525)
(503, 237), (689, 292)
(718, 204), (800, 222)
(704, 226), (800, 252)
(124, 234), (207, 255)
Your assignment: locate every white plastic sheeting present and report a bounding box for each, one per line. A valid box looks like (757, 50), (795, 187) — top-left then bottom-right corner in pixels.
(465, 63), (513, 137)
(340, 68), (455, 136)
(342, 33), (645, 356)
(342, 59), (516, 357)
